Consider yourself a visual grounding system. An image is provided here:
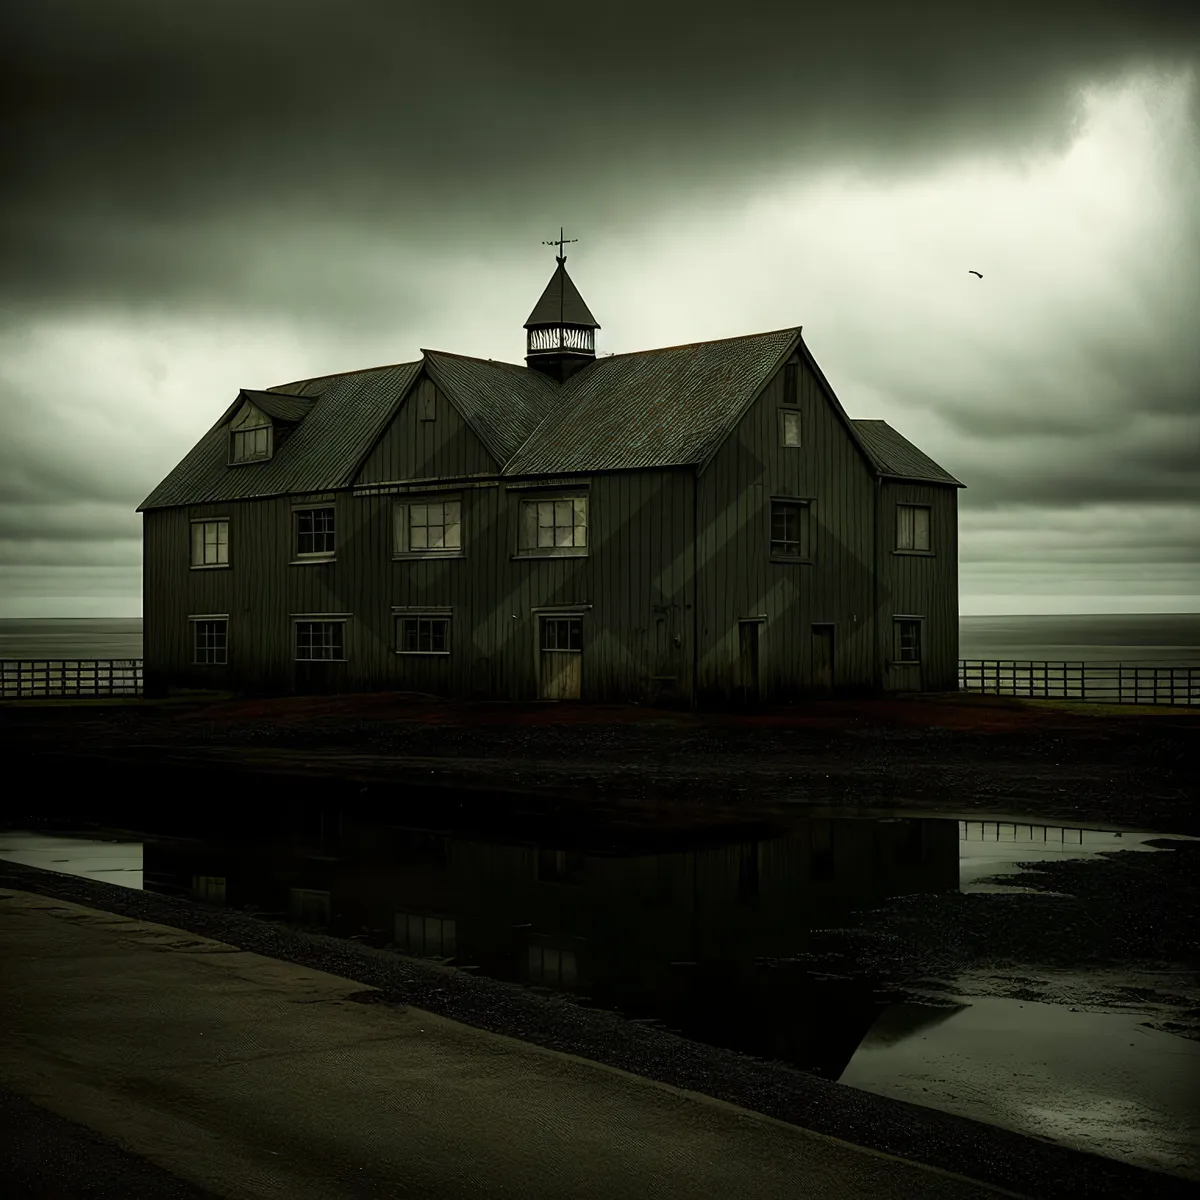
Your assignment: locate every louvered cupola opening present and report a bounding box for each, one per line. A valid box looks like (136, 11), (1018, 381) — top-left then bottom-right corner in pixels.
(524, 256), (600, 383)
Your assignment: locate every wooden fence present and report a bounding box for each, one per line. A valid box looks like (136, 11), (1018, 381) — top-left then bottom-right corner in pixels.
(959, 660), (1199, 707)
(0, 659), (143, 699)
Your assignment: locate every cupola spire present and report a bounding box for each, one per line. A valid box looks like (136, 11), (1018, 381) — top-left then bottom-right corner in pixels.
(524, 228), (599, 382)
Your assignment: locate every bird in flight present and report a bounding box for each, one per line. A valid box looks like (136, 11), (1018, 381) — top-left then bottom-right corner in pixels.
(969, 270), (983, 278)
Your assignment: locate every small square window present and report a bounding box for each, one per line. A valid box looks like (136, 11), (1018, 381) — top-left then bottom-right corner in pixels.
(397, 615), (451, 655)
(190, 520), (229, 567)
(895, 619), (922, 663)
(779, 410), (802, 447)
(296, 507), (335, 556)
(896, 505), (931, 551)
(192, 619), (227, 665)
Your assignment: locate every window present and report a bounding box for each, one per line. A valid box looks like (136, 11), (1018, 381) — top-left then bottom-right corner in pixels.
(536, 848), (586, 885)
(295, 506), (335, 557)
(393, 498), (461, 556)
(518, 495), (588, 556)
(770, 500), (811, 559)
(295, 620), (345, 661)
(394, 913), (456, 957)
(527, 944), (578, 988)
(779, 409), (802, 447)
(229, 404), (273, 463)
(895, 618), (922, 664)
(192, 618), (228, 665)
(397, 614), (450, 655)
(190, 519), (229, 568)
(896, 504), (932, 552)
(783, 360), (798, 405)
(289, 888), (330, 926)
(192, 875), (226, 904)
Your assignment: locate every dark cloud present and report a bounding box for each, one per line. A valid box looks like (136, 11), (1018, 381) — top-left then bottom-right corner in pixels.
(3, 2), (1198, 311)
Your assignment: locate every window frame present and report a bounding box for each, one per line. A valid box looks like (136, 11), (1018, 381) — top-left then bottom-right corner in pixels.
(396, 613), (452, 656)
(895, 503), (933, 554)
(778, 408), (802, 448)
(188, 614), (228, 665)
(392, 495), (463, 559)
(768, 497), (814, 562)
(893, 617), (923, 664)
(292, 617), (347, 662)
(292, 504), (336, 562)
(515, 493), (589, 559)
(189, 518), (230, 569)
(228, 403), (274, 465)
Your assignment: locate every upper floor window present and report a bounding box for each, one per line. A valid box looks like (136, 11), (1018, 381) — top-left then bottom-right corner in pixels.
(295, 506), (335, 558)
(770, 499), (812, 560)
(518, 495), (588, 556)
(779, 409), (802, 448)
(190, 519), (229, 568)
(393, 497), (461, 557)
(229, 402), (273, 463)
(896, 504), (932, 552)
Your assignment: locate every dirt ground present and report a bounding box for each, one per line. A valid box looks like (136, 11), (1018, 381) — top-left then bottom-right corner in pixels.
(3, 690), (1196, 838)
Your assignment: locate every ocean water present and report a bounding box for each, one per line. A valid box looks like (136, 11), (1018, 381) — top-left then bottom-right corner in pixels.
(0, 614), (1197, 665)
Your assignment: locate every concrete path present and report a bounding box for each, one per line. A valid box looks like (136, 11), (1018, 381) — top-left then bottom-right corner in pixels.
(0, 890), (1017, 1200)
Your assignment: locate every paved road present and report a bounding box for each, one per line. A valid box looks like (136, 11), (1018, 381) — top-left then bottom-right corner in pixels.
(0, 889), (1016, 1200)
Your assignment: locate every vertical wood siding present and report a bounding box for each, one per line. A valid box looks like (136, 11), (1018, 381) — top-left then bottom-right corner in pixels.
(694, 356), (878, 703)
(876, 481), (960, 692)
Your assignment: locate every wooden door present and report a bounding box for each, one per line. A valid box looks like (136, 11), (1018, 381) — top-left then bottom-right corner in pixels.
(811, 625), (835, 695)
(737, 621), (760, 704)
(539, 616), (582, 700)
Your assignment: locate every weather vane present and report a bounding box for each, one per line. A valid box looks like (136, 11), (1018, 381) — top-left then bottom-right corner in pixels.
(542, 227), (577, 266)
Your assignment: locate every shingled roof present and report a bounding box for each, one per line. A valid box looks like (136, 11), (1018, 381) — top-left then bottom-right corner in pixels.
(524, 262), (600, 329)
(139, 327), (963, 511)
(504, 328), (800, 475)
(138, 361), (422, 511)
(852, 420), (965, 487)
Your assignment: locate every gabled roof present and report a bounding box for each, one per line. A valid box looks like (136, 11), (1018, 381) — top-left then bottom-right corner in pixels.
(138, 361), (422, 511)
(503, 328), (801, 475)
(852, 420), (965, 487)
(422, 351), (562, 465)
(237, 389), (315, 423)
(524, 262), (600, 329)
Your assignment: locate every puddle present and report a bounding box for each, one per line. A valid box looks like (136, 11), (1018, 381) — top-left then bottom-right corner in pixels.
(1, 811), (1195, 1180)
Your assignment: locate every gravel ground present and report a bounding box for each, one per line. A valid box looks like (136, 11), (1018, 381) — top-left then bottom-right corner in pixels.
(0, 858), (1194, 1200)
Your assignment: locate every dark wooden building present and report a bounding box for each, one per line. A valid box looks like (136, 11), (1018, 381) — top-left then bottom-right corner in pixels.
(139, 252), (964, 703)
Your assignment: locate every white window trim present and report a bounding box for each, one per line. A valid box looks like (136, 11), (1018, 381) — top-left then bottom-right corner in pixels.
(778, 408), (802, 448)
(291, 615), (349, 662)
(515, 493), (589, 559)
(392, 495), (464, 560)
(895, 503), (933, 554)
(395, 611), (453, 656)
(189, 518), (230, 570)
(768, 496), (814, 563)
(292, 504), (336, 563)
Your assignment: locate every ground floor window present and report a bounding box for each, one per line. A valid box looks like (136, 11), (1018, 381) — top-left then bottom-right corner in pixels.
(395, 912), (456, 957)
(191, 618), (227, 664)
(894, 618), (922, 663)
(295, 620), (345, 661)
(397, 615), (450, 655)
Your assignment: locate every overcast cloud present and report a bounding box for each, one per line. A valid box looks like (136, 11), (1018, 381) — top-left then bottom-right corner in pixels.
(1, 2), (1197, 617)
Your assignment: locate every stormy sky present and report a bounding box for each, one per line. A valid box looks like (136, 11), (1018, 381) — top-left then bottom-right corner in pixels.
(2, 2), (1198, 618)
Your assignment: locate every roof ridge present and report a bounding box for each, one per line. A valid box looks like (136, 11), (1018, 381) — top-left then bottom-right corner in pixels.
(596, 325), (802, 362)
(421, 349), (533, 374)
(269, 358), (423, 392)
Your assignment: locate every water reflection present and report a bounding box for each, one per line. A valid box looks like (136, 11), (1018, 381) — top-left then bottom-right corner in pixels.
(141, 814), (961, 1078)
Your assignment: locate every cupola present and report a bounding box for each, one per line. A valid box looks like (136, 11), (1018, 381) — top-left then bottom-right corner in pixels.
(524, 230), (599, 382)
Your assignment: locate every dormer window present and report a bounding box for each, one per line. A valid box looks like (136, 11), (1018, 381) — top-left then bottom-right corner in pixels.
(229, 401), (273, 464)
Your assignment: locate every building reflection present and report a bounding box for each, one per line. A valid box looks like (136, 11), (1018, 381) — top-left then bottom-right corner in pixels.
(143, 814), (960, 1080)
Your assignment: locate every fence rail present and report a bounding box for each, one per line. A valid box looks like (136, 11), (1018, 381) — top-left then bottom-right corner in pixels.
(959, 660), (1199, 707)
(1, 657), (1197, 706)
(0, 659), (143, 698)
